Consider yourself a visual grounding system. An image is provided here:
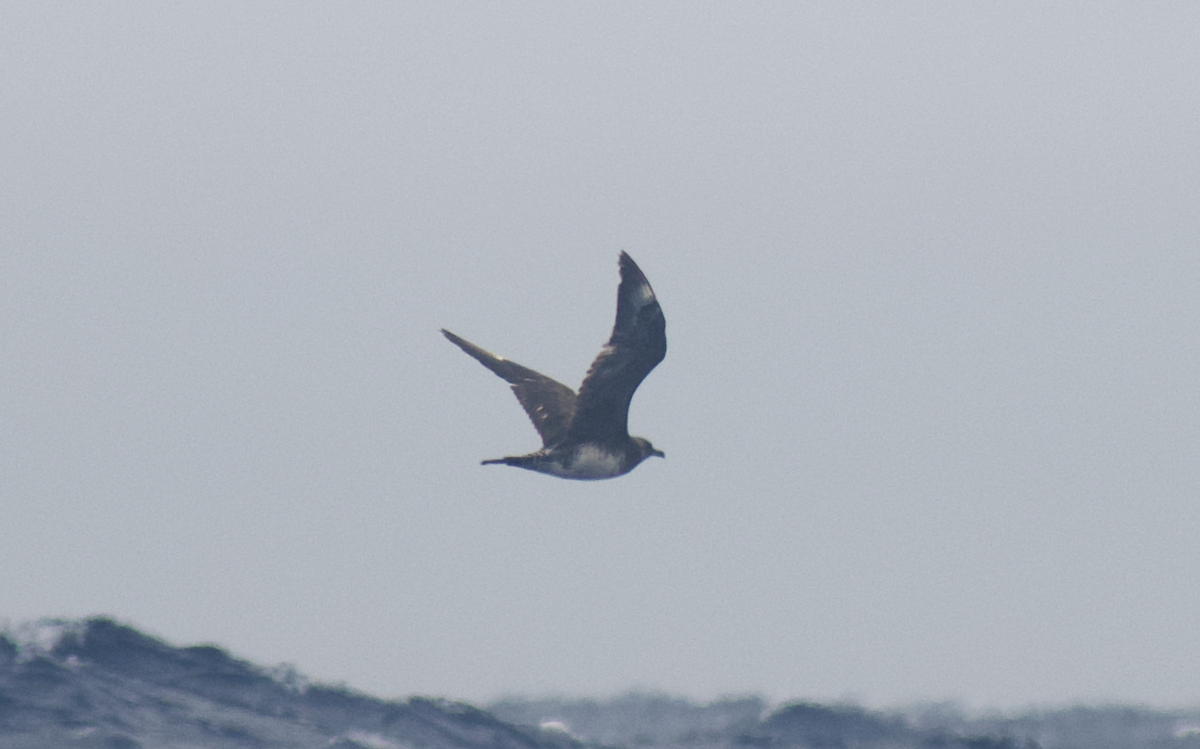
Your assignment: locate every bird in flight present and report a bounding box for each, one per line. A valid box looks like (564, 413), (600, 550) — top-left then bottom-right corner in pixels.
(442, 252), (666, 480)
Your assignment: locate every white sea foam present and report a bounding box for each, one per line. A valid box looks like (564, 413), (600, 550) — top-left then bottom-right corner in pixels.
(337, 730), (406, 749)
(4, 618), (88, 661)
(539, 719), (572, 734)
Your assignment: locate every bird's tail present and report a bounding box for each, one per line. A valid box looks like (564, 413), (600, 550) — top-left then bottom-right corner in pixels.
(481, 455), (535, 469)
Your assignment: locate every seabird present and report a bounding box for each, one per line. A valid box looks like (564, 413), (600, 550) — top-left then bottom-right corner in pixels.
(442, 252), (666, 480)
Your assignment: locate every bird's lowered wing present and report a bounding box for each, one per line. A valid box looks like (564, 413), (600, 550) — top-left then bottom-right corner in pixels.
(441, 329), (577, 448)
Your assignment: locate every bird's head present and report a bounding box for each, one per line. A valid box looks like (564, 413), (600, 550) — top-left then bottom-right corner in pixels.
(632, 436), (665, 461)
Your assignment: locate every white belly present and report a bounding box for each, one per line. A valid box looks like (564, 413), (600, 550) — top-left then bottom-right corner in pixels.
(546, 444), (625, 480)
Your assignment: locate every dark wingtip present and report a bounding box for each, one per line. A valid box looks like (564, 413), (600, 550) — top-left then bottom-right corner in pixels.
(617, 251), (650, 286)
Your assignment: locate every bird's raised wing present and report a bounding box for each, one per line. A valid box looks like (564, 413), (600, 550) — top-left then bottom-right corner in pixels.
(441, 329), (577, 447)
(565, 252), (666, 444)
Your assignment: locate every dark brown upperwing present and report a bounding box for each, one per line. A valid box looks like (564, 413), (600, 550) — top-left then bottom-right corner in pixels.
(441, 329), (577, 447)
(565, 252), (666, 444)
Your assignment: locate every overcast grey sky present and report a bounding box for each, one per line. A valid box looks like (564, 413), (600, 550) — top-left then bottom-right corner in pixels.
(3, 3), (1199, 710)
